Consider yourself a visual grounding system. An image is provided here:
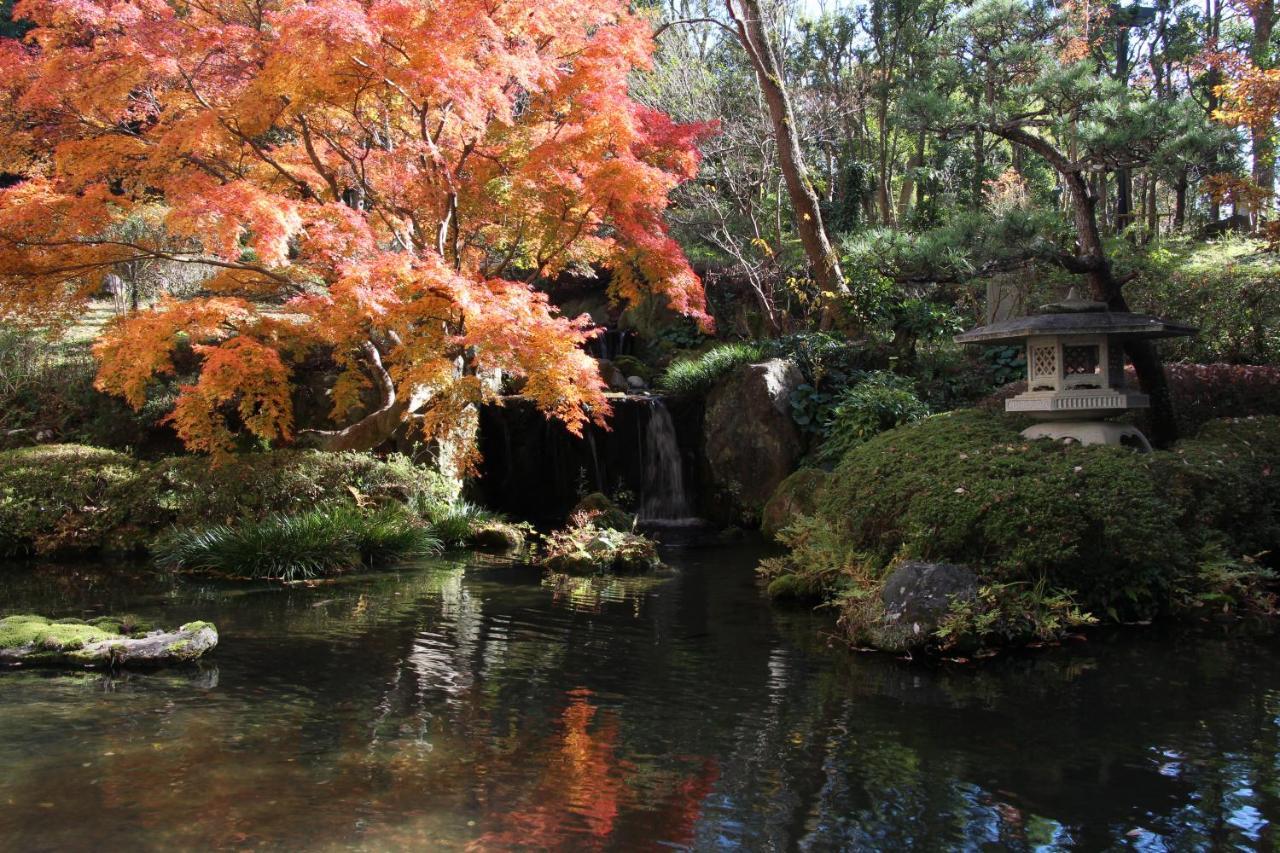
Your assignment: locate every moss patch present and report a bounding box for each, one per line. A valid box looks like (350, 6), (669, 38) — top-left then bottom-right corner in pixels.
(762, 410), (1280, 649)
(0, 614), (129, 652)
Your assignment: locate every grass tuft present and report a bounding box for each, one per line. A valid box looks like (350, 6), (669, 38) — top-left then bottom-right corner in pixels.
(152, 504), (441, 581)
(658, 342), (764, 396)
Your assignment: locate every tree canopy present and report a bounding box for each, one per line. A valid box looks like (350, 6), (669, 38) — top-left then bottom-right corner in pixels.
(0, 0), (713, 455)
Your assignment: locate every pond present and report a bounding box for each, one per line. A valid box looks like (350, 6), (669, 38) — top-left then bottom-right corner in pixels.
(2, 543), (1279, 850)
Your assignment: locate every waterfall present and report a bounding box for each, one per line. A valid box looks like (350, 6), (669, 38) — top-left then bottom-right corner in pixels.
(639, 399), (694, 523)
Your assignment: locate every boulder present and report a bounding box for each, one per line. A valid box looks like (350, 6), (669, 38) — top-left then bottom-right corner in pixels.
(761, 468), (830, 541)
(469, 522), (526, 554)
(703, 359), (805, 522)
(626, 375), (647, 391)
(0, 615), (218, 668)
(597, 359), (630, 392)
(571, 492), (635, 531)
(875, 562), (979, 650)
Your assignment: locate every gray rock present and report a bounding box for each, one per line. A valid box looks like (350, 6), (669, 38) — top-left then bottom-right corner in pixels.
(703, 359), (805, 521)
(626, 375), (647, 390)
(880, 561), (979, 641)
(597, 359), (629, 392)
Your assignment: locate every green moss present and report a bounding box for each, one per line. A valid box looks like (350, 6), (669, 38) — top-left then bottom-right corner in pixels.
(761, 468), (829, 542)
(764, 410), (1280, 647)
(0, 614), (124, 652)
(765, 573), (825, 603)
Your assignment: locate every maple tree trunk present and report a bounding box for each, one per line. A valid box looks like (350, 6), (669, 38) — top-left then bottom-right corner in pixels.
(726, 0), (847, 327)
(296, 341), (410, 452)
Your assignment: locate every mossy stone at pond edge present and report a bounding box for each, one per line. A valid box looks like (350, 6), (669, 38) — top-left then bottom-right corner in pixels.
(468, 522), (527, 554)
(0, 614), (218, 667)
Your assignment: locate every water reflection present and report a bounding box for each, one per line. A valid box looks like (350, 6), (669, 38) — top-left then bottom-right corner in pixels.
(1, 547), (1279, 849)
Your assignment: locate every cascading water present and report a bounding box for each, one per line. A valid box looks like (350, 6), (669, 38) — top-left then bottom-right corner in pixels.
(638, 399), (694, 523)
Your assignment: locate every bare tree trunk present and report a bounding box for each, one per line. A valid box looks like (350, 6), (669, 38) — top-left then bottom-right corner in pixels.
(725, 0), (847, 325)
(1252, 0), (1276, 226)
(896, 129), (925, 223)
(1174, 171), (1188, 230)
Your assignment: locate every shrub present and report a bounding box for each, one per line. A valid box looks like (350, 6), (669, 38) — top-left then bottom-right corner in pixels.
(417, 499), (503, 547)
(0, 444), (457, 557)
(658, 342), (764, 395)
(0, 444), (157, 557)
(762, 410), (1280, 649)
(153, 450), (456, 527)
(817, 372), (931, 462)
(1127, 235), (1280, 365)
(153, 504), (441, 581)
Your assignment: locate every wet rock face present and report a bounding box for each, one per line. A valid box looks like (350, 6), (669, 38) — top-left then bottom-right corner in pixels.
(703, 359), (805, 522)
(761, 468), (830, 542)
(879, 562), (979, 641)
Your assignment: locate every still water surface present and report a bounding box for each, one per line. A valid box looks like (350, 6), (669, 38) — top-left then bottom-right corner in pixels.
(2, 544), (1280, 850)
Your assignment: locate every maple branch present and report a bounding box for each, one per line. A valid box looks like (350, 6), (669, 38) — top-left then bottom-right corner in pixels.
(0, 235), (298, 287)
(178, 66), (317, 201)
(298, 115), (342, 203)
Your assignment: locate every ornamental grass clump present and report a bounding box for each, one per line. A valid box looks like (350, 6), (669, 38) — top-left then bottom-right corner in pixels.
(658, 342), (765, 396)
(153, 504), (441, 582)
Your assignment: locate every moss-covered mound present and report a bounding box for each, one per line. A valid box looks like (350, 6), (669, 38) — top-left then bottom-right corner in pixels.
(762, 410), (1280, 649)
(0, 445), (454, 558)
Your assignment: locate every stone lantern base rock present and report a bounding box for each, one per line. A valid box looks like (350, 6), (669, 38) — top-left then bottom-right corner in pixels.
(1022, 420), (1152, 452)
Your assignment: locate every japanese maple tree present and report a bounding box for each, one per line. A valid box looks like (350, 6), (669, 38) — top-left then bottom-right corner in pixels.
(0, 0), (712, 457)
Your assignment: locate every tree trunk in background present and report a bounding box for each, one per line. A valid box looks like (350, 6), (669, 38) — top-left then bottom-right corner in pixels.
(726, 0), (848, 326)
(1174, 171), (1188, 229)
(1207, 0), (1223, 222)
(1146, 172), (1158, 239)
(1252, 0), (1276, 226)
(896, 129), (925, 223)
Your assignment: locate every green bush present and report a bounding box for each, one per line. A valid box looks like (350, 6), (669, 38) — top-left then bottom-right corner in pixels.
(763, 411), (1280, 645)
(658, 342), (764, 395)
(0, 444), (457, 557)
(153, 450), (456, 527)
(538, 512), (662, 574)
(817, 372), (931, 462)
(153, 504), (441, 581)
(0, 445), (157, 557)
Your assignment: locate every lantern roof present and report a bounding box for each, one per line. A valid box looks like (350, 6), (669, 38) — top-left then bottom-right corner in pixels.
(954, 288), (1197, 346)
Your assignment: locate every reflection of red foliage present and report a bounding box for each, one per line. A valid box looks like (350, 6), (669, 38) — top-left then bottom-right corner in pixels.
(469, 688), (719, 850)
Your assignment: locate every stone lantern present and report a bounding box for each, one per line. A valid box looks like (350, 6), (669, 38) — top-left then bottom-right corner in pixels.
(954, 288), (1196, 451)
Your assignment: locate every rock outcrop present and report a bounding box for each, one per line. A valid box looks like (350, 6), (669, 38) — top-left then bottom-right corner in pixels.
(761, 468), (830, 541)
(703, 359), (805, 523)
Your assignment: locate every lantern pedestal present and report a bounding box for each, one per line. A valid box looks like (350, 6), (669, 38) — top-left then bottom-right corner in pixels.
(1021, 420), (1152, 452)
(955, 288), (1196, 455)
